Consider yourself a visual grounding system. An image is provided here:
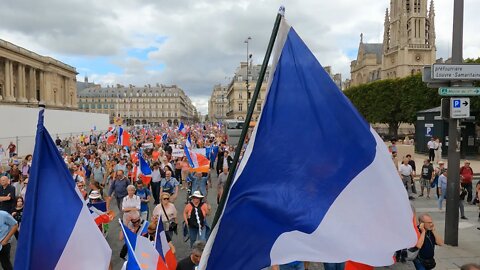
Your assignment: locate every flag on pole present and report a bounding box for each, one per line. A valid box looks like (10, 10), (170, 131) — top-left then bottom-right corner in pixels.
(185, 133), (192, 148)
(178, 122), (187, 136)
(15, 107), (111, 270)
(104, 126), (116, 139)
(119, 220), (168, 270)
(155, 219), (177, 270)
(117, 126), (131, 147)
(138, 150), (152, 185)
(199, 12), (416, 270)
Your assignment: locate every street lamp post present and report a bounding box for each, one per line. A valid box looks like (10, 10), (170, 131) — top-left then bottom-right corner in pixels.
(244, 37), (252, 111)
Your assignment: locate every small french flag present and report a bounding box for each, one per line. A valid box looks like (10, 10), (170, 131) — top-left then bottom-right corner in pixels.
(178, 122), (187, 136)
(137, 150), (152, 185)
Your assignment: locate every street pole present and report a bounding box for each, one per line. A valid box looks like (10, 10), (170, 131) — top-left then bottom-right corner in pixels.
(445, 0), (466, 246)
(245, 37), (252, 113)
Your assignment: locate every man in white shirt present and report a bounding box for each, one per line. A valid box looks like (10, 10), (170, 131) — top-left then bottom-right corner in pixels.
(427, 137), (436, 162)
(399, 158), (414, 200)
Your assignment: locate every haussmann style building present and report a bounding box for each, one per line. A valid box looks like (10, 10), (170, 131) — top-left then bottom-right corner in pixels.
(77, 82), (197, 125)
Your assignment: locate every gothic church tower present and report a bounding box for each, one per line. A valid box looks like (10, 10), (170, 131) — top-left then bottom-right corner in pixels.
(382, 0), (436, 79)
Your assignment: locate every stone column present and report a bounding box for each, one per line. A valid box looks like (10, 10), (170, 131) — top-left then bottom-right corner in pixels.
(4, 60), (15, 102)
(64, 77), (71, 108)
(28, 68), (38, 103)
(44, 72), (56, 106)
(17, 64), (27, 102)
(38, 71), (45, 104)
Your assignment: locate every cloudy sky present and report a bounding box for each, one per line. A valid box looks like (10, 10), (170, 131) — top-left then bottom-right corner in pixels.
(1, 0), (479, 114)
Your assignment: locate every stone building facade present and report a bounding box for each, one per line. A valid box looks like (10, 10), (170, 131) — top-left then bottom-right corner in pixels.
(208, 84), (228, 122)
(349, 0), (436, 87)
(77, 84), (197, 125)
(0, 39), (78, 109)
(226, 62), (270, 121)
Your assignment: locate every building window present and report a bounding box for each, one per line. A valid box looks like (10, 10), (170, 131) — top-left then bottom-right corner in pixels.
(238, 103), (243, 112)
(110, 104), (114, 109)
(238, 92), (242, 99)
(104, 104), (108, 109)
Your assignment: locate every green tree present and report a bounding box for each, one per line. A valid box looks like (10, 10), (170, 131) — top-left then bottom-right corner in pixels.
(344, 74), (441, 137)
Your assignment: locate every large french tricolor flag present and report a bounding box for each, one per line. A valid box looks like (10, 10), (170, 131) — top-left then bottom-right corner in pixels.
(120, 220), (168, 270)
(15, 108), (111, 270)
(155, 219), (177, 269)
(199, 12), (416, 270)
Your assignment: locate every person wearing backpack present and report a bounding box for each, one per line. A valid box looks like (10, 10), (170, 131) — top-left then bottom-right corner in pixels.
(183, 191), (210, 248)
(91, 159), (107, 187)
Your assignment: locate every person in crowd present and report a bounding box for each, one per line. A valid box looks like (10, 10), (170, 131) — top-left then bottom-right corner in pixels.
(460, 160), (474, 204)
(437, 168), (448, 210)
(392, 151), (399, 171)
(122, 185), (141, 224)
(413, 213), (443, 270)
(151, 162), (163, 204)
(427, 137), (436, 162)
(406, 154), (417, 194)
(0, 167), (10, 181)
(176, 240), (206, 270)
(88, 180), (104, 198)
(161, 170), (180, 202)
(115, 158), (128, 174)
(399, 158), (414, 200)
(119, 210), (146, 260)
(153, 192), (178, 239)
(146, 221), (176, 255)
(107, 170), (129, 212)
(7, 142), (16, 158)
(183, 191), (210, 247)
(188, 171), (210, 198)
(8, 164), (21, 186)
(0, 209), (17, 270)
(12, 196), (24, 239)
(77, 181), (87, 200)
(180, 156), (190, 190)
(20, 178), (28, 200)
(91, 159), (107, 187)
(217, 166), (229, 204)
(135, 180), (151, 221)
(0, 176), (15, 213)
(419, 159), (434, 198)
(434, 139), (442, 163)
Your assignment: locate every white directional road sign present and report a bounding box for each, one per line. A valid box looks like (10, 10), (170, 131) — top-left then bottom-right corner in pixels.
(438, 87), (480, 96)
(450, 98), (470, 119)
(432, 64), (480, 80)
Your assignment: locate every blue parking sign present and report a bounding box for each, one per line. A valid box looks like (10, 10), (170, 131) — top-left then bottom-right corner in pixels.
(453, 99), (461, 108)
(426, 127), (433, 137)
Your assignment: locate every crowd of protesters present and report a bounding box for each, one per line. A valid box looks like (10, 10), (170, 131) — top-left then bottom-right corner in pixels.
(0, 128), (479, 269)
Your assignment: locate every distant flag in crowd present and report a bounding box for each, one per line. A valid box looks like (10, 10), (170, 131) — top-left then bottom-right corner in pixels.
(185, 133), (192, 148)
(138, 149), (153, 185)
(155, 219), (177, 270)
(199, 12), (416, 270)
(178, 122), (187, 136)
(15, 107), (111, 270)
(117, 126), (131, 147)
(162, 133), (168, 142)
(104, 126), (116, 139)
(119, 220), (168, 270)
(217, 121), (222, 129)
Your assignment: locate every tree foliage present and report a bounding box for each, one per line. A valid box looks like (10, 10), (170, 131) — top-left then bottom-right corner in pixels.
(344, 74), (441, 136)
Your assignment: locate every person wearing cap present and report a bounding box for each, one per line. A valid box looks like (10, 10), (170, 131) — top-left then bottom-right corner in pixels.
(460, 160), (474, 204)
(183, 191), (210, 247)
(152, 192), (178, 239)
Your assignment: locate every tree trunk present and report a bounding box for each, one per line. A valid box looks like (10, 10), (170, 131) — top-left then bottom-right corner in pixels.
(388, 122), (400, 139)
